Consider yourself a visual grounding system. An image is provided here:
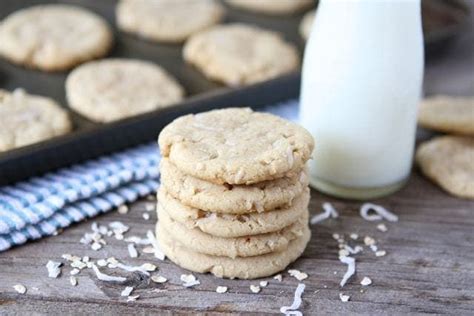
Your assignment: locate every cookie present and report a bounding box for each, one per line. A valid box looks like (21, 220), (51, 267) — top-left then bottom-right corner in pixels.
(116, 0), (224, 43)
(158, 108), (314, 185)
(0, 89), (71, 151)
(300, 11), (315, 40)
(183, 24), (300, 86)
(416, 136), (474, 199)
(158, 209), (308, 258)
(160, 158), (308, 213)
(157, 222), (310, 279)
(225, 0), (313, 15)
(418, 96), (474, 136)
(0, 4), (112, 71)
(157, 187), (309, 237)
(66, 59), (184, 123)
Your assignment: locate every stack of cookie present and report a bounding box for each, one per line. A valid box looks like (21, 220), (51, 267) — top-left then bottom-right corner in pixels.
(156, 108), (314, 279)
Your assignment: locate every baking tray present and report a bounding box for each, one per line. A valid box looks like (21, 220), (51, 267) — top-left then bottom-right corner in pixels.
(0, 0), (470, 185)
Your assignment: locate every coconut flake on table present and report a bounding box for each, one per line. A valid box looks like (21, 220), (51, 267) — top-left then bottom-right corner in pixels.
(310, 202), (339, 225)
(360, 203), (399, 222)
(361, 277), (372, 286)
(375, 250), (387, 257)
(142, 213), (150, 221)
(250, 285), (261, 293)
(121, 286), (134, 297)
(350, 233), (359, 240)
(364, 236), (376, 246)
(117, 204), (129, 214)
(13, 284), (27, 294)
(70, 268), (80, 276)
(216, 286), (228, 294)
(339, 293), (350, 302)
(151, 275), (167, 283)
(280, 283), (305, 316)
(181, 274), (200, 287)
(127, 295), (140, 302)
(70, 276), (78, 286)
(377, 223), (388, 232)
(260, 281), (268, 287)
(46, 260), (62, 278)
(145, 203), (155, 212)
(92, 264), (126, 283)
(274, 274), (283, 282)
(339, 256), (356, 287)
(344, 245), (363, 255)
(110, 262), (155, 275)
(288, 269), (308, 281)
(147, 230), (166, 261)
(128, 243), (138, 258)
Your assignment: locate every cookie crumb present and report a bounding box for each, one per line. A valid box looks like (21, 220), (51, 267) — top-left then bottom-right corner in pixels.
(118, 204), (129, 214)
(250, 285), (261, 293)
(361, 277), (372, 286)
(216, 286), (228, 293)
(13, 284), (27, 294)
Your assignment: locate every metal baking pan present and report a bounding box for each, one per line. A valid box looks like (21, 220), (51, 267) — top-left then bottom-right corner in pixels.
(0, 0), (469, 185)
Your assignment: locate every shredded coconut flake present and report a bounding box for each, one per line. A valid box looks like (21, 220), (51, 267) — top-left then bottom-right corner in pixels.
(260, 281), (268, 287)
(216, 286), (228, 293)
(97, 259), (108, 267)
(13, 284), (26, 294)
(250, 285), (261, 293)
(181, 274), (200, 287)
(375, 250), (387, 257)
(288, 269), (308, 281)
(70, 268), (80, 276)
(361, 277), (372, 286)
(142, 213), (150, 221)
(310, 202), (339, 225)
(339, 256), (356, 287)
(339, 293), (350, 302)
(364, 236), (376, 246)
(280, 283), (305, 315)
(128, 243), (138, 258)
(70, 276), (78, 286)
(46, 260), (62, 278)
(147, 230), (166, 261)
(142, 246), (155, 254)
(127, 294), (139, 302)
(151, 275), (167, 283)
(145, 203), (155, 212)
(360, 203), (398, 222)
(92, 264), (126, 283)
(377, 223), (388, 232)
(121, 286), (134, 297)
(350, 233), (359, 240)
(274, 274), (283, 282)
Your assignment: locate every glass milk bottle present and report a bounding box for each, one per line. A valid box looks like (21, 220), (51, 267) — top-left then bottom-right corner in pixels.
(300, 0), (424, 199)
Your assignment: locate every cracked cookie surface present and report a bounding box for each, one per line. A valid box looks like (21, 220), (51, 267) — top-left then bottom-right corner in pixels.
(158, 108), (314, 185)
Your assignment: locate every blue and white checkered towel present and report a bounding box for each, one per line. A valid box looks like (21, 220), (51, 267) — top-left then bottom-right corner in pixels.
(0, 99), (298, 252)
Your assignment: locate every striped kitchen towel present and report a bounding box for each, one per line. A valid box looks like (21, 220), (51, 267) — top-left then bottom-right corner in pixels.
(0, 99), (299, 252)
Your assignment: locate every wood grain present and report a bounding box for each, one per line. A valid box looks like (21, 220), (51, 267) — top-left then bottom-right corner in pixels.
(0, 170), (473, 315)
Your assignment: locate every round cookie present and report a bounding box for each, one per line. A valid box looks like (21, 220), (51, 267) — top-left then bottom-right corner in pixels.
(66, 59), (184, 123)
(0, 89), (71, 151)
(116, 0), (224, 43)
(300, 11), (315, 40)
(157, 222), (311, 279)
(160, 158), (309, 213)
(158, 209), (308, 258)
(157, 187), (310, 237)
(183, 24), (300, 86)
(158, 108), (314, 185)
(0, 4), (112, 71)
(416, 136), (474, 199)
(418, 96), (474, 136)
(225, 0), (313, 15)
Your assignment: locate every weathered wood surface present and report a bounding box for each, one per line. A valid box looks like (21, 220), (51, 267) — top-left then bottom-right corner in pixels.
(0, 171), (473, 316)
(1, 4), (474, 316)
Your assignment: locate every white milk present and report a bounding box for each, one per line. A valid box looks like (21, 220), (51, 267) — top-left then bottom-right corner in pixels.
(300, 0), (424, 199)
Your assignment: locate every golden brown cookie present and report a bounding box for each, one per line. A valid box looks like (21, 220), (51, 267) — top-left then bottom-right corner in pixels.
(418, 95), (474, 136)
(416, 135), (474, 199)
(158, 108), (314, 185)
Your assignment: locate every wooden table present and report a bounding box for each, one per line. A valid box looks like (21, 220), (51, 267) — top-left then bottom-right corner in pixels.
(1, 7), (473, 316)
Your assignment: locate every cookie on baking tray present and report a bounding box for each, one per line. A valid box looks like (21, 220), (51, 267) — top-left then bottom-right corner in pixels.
(0, 89), (71, 151)
(66, 59), (184, 123)
(0, 4), (112, 71)
(116, 0), (224, 43)
(183, 24), (300, 86)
